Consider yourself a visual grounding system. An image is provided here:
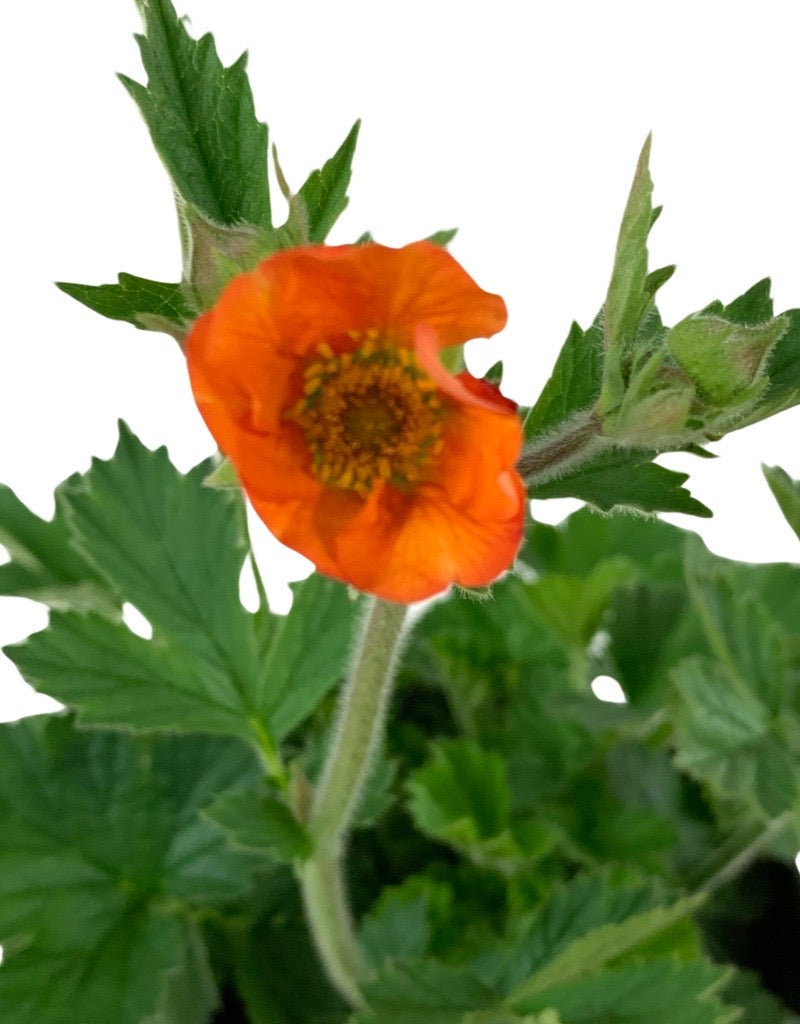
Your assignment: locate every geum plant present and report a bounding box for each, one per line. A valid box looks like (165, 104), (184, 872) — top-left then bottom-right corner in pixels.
(2, 1), (800, 1021)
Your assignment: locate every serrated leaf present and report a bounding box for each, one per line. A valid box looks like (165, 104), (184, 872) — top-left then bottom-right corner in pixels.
(0, 482), (115, 612)
(56, 274), (194, 335)
(603, 136), (656, 384)
(354, 959), (497, 1024)
(509, 958), (732, 1024)
(295, 121), (360, 243)
(204, 785), (311, 861)
(490, 874), (669, 994)
(683, 536), (789, 714)
(5, 610), (256, 741)
(407, 740), (512, 859)
(260, 573), (364, 740)
(763, 464), (800, 545)
(0, 716), (260, 1024)
(523, 318), (603, 441)
(507, 894), (703, 1005)
(532, 446), (712, 517)
(120, 0), (270, 227)
(672, 657), (799, 818)
(7, 428), (363, 751)
(60, 422), (261, 690)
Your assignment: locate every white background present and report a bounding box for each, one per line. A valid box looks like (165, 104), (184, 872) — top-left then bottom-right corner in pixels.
(3, 0), (800, 720)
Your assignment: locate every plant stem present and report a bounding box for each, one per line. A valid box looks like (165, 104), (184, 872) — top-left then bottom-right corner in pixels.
(298, 596), (408, 1009)
(518, 412), (602, 487)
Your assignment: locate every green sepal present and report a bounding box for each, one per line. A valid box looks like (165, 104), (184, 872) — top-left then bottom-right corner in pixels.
(667, 311), (788, 406)
(426, 228), (459, 247)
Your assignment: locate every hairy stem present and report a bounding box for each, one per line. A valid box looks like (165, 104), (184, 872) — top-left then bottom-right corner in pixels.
(298, 597), (408, 1008)
(518, 412), (603, 486)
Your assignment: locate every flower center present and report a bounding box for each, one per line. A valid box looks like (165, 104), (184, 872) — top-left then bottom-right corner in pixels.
(288, 333), (446, 496)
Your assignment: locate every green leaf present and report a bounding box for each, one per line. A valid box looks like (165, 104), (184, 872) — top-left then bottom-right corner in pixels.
(61, 422), (261, 689)
(260, 573), (364, 740)
(525, 557), (635, 649)
(683, 536), (789, 714)
(5, 610), (257, 741)
(509, 958), (733, 1024)
(491, 873), (672, 993)
(605, 136), (653, 351)
(354, 959), (497, 1024)
(407, 741), (524, 868)
(360, 888), (431, 967)
(0, 716), (260, 1024)
(522, 505), (686, 578)
(203, 785), (311, 861)
(296, 121), (360, 243)
(672, 657), (799, 817)
(532, 446), (712, 517)
(120, 0), (270, 227)
(523, 318), (603, 441)
(56, 274), (194, 335)
(763, 463), (800, 545)
(507, 894), (703, 1006)
(7, 428), (363, 750)
(0, 482), (115, 612)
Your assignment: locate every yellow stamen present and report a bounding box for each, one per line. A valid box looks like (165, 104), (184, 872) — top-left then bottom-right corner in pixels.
(288, 333), (446, 496)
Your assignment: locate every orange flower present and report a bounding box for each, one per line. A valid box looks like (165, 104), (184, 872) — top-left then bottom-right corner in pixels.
(186, 241), (525, 603)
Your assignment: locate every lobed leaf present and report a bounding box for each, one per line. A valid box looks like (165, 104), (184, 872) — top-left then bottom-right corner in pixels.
(0, 716), (260, 1024)
(120, 0), (271, 228)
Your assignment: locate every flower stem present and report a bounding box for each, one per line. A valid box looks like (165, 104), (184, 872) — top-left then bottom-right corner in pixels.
(298, 596), (408, 1008)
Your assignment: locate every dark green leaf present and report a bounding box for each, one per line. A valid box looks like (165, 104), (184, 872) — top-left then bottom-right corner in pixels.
(0, 482), (114, 612)
(204, 785), (311, 861)
(120, 0), (270, 227)
(407, 740), (512, 857)
(509, 958), (732, 1023)
(360, 888), (431, 967)
(506, 895), (702, 1006)
(523, 318), (603, 441)
(491, 873), (670, 994)
(56, 274), (194, 334)
(354, 959), (497, 1024)
(532, 446), (712, 517)
(296, 121), (360, 243)
(0, 716), (260, 1024)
